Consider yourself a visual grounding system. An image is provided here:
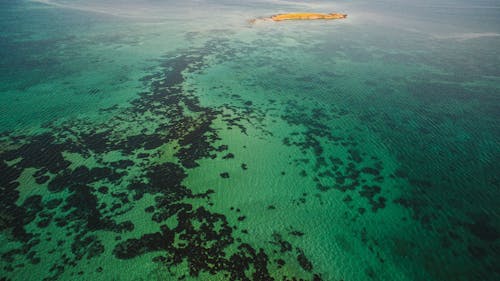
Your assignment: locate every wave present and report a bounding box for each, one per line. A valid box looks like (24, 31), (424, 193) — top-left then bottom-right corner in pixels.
(433, 32), (500, 41)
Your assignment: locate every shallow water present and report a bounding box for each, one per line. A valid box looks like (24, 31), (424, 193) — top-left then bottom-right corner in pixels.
(1, 1), (499, 280)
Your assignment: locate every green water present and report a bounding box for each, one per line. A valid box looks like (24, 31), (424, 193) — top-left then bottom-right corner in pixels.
(1, 0), (499, 280)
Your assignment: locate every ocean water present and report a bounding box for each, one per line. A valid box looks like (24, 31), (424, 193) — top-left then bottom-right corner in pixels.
(1, 0), (499, 280)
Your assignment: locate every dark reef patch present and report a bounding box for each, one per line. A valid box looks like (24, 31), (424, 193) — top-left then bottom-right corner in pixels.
(222, 153), (235, 159)
(359, 185), (386, 212)
(465, 216), (499, 242)
(270, 233), (292, 253)
(114, 231), (170, 259)
(0, 39), (324, 280)
(296, 248), (313, 272)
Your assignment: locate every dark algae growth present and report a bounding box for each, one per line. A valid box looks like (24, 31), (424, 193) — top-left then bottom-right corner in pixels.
(0, 41), (322, 280)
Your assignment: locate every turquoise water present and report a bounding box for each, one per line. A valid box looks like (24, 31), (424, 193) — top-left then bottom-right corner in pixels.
(1, 0), (499, 280)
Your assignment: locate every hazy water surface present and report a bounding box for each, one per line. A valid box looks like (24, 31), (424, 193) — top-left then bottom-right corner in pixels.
(1, 1), (499, 280)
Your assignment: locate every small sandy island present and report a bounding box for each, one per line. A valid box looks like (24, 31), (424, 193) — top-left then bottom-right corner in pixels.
(272, 13), (347, 21)
(251, 13), (347, 23)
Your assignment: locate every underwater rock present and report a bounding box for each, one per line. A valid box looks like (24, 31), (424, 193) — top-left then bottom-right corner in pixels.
(222, 153), (235, 159)
(296, 248), (313, 272)
(271, 233), (292, 253)
(113, 232), (169, 259)
(289, 230), (304, 237)
(466, 218), (499, 242)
